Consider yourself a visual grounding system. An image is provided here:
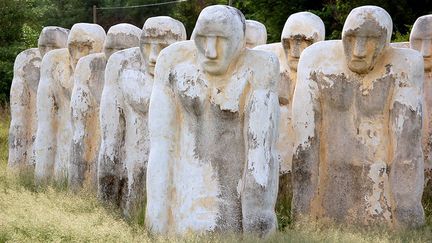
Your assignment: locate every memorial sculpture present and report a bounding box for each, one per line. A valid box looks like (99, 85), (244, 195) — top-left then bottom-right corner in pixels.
(98, 17), (186, 219)
(8, 27), (69, 171)
(146, 5), (280, 236)
(34, 23), (106, 185)
(292, 6), (425, 228)
(410, 14), (432, 197)
(245, 20), (267, 48)
(254, 12), (324, 210)
(69, 23), (141, 191)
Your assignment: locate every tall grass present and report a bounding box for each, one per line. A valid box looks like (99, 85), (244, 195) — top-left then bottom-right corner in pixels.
(0, 106), (431, 242)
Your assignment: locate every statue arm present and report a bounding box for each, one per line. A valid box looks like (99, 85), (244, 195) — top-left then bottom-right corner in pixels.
(389, 53), (425, 229)
(8, 75), (30, 168)
(291, 53), (321, 220)
(242, 53), (280, 236)
(146, 50), (178, 234)
(34, 67), (57, 183)
(97, 56), (125, 202)
(70, 65), (93, 189)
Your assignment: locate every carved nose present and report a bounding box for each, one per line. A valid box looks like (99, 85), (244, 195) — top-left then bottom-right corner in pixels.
(291, 39), (301, 58)
(149, 44), (158, 64)
(353, 37), (367, 58)
(205, 37), (217, 59)
(421, 39), (431, 58)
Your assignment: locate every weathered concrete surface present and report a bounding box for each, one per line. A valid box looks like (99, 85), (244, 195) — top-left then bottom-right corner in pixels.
(8, 27), (69, 171)
(292, 6), (425, 229)
(410, 15), (432, 199)
(34, 23), (105, 185)
(245, 20), (267, 48)
(69, 23), (140, 191)
(98, 17), (186, 220)
(390, 42), (409, 48)
(38, 27), (70, 57)
(146, 5), (280, 237)
(254, 12), (325, 213)
(8, 49), (41, 171)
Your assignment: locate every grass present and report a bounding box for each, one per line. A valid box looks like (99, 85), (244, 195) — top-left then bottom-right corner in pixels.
(0, 107), (431, 242)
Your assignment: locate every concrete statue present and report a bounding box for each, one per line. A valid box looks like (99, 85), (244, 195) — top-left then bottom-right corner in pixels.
(8, 27), (69, 171)
(292, 6), (425, 229)
(410, 14), (432, 199)
(98, 17), (186, 219)
(255, 12), (325, 210)
(34, 23), (105, 185)
(69, 23), (141, 191)
(146, 5), (280, 236)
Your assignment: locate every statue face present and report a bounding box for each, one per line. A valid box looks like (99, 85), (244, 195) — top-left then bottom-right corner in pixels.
(194, 18), (244, 76)
(410, 17), (432, 72)
(140, 36), (173, 76)
(103, 34), (123, 60)
(245, 20), (266, 49)
(68, 37), (94, 70)
(246, 31), (262, 49)
(38, 29), (68, 58)
(104, 33), (134, 60)
(38, 38), (63, 58)
(283, 35), (313, 71)
(104, 25), (140, 60)
(343, 20), (387, 74)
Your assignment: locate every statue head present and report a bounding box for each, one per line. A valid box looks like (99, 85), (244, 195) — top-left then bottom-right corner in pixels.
(38, 27), (69, 58)
(104, 23), (141, 60)
(342, 6), (392, 74)
(282, 12), (325, 71)
(67, 23), (106, 70)
(245, 20), (267, 48)
(140, 16), (186, 76)
(410, 15), (432, 72)
(192, 5), (246, 76)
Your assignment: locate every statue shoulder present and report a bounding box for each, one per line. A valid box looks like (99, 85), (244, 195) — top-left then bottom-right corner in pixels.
(105, 47), (141, 83)
(246, 48), (280, 90)
(13, 48), (41, 81)
(76, 53), (106, 75)
(388, 47), (424, 75)
(253, 43), (284, 60)
(40, 48), (70, 83)
(40, 48), (69, 73)
(300, 40), (342, 67)
(14, 48), (40, 70)
(106, 47), (141, 68)
(157, 40), (196, 68)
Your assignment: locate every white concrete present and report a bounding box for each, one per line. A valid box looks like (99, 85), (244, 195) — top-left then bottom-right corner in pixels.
(146, 5), (280, 237)
(34, 23), (105, 184)
(97, 17), (186, 219)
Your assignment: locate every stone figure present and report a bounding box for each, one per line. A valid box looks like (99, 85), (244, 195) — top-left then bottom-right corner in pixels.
(410, 14), (432, 199)
(245, 20), (267, 48)
(8, 27), (69, 171)
(69, 23), (141, 191)
(146, 5), (280, 236)
(254, 12), (324, 211)
(98, 17), (186, 220)
(292, 6), (425, 229)
(34, 23), (105, 185)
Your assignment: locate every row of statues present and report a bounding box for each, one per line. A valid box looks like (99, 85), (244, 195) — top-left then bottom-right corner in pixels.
(8, 4), (431, 236)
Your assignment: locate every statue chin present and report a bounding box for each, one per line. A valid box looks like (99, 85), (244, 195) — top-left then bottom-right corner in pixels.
(348, 60), (370, 74)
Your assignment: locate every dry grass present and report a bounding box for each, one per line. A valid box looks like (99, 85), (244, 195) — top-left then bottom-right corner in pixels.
(0, 107), (431, 242)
